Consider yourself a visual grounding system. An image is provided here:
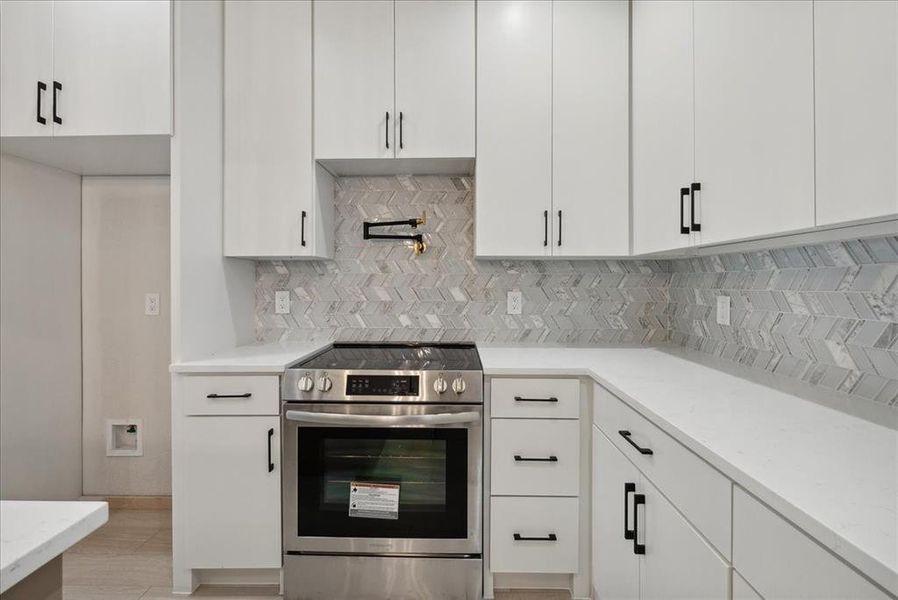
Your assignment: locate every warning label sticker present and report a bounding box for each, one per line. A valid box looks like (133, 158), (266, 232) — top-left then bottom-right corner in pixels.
(348, 482), (400, 520)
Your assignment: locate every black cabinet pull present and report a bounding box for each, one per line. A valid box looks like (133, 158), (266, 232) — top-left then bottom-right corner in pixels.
(543, 210), (548, 247)
(206, 392), (252, 399)
(385, 111), (390, 149)
(52, 81), (62, 125)
(679, 187), (690, 235)
(514, 396), (558, 403)
(514, 454), (558, 462)
(513, 533), (557, 542)
(557, 210), (562, 247)
(300, 210), (307, 247)
(618, 430), (653, 455)
(690, 182), (702, 232)
(36, 81), (47, 124)
(399, 111), (403, 150)
(633, 493), (646, 554)
(624, 482), (636, 540)
(267, 428), (275, 472)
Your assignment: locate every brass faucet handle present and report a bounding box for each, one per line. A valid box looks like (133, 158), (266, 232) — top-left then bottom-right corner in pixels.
(415, 211), (427, 226)
(413, 240), (427, 255)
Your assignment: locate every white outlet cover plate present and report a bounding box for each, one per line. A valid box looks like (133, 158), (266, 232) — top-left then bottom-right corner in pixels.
(716, 295), (731, 326)
(507, 290), (522, 315)
(144, 293), (160, 316)
(275, 290), (291, 315)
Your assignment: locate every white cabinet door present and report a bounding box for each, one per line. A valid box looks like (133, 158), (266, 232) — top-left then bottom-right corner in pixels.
(694, 0), (815, 245)
(815, 0), (898, 226)
(592, 427), (639, 600)
(183, 416), (280, 568)
(313, 0), (394, 160)
(224, 0), (320, 258)
(552, 0), (629, 257)
(475, 0), (552, 257)
(639, 475), (730, 600)
(631, 0), (695, 254)
(0, 0), (53, 137)
(395, 0), (474, 159)
(52, 0), (172, 137)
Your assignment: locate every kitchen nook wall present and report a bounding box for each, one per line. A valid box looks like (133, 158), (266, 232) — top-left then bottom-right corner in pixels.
(256, 175), (671, 345)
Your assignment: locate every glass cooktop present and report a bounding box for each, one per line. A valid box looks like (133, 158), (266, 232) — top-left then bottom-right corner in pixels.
(294, 343), (482, 372)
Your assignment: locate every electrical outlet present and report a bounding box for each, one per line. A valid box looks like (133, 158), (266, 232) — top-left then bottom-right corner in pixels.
(716, 295), (730, 326)
(144, 293), (160, 316)
(275, 290), (291, 315)
(507, 290), (522, 315)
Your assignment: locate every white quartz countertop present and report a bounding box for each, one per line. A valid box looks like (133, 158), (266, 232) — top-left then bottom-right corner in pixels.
(479, 346), (898, 596)
(0, 501), (108, 592)
(170, 342), (329, 374)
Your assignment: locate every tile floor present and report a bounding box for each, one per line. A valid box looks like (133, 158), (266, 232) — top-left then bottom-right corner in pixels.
(62, 508), (570, 600)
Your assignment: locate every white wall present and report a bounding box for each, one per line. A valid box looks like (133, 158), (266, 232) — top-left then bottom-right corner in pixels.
(82, 176), (171, 496)
(0, 154), (82, 500)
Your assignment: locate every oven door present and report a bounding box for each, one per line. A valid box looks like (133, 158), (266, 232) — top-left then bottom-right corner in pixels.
(282, 402), (482, 556)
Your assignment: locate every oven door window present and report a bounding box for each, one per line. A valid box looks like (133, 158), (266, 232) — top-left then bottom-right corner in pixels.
(297, 427), (468, 538)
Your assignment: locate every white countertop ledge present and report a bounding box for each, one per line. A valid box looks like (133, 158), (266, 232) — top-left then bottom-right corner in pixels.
(170, 342), (330, 374)
(479, 346), (898, 597)
(0, 501), (108, 592)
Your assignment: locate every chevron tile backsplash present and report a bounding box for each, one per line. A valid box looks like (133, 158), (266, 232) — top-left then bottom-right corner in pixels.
(255, 175), (898, 409)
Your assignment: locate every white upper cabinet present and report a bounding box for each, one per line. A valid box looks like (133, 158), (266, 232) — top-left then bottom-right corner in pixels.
(395, 0), (474, 159)
(552, 0), (629, 257)
(0, 0), (171, 138)
(224, 0), (333, 259)
(476, 0), (553, 257)
(693, 0), (815, 245)
(814, 0), (898, 226)
(313, 0), (395, 160)
(0, 0), (53, 137)
(632, 0), (695, 255)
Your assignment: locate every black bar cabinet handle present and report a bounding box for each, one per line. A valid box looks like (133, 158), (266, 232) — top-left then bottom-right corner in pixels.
(399, 111), (403, 150)
(385, 111), (390, 149)
(543, 210), (548, 247)
(206, 392), (252, 399)
(36, 81), (47, 124)
(690, 182), (702, 232)
(679, 187), (690, 235)
(624, 482), (636, 540)
(619, 430), (653, 455)
(52, 81), (62, 125)
(633, 493), (646, 554)
(267, 428), (274, 472)
(300, 210), (307, 247)
(514, 455), (558, 462)
(557, 210), (562, 247)
(514, 396), (558, 403)
(513, 533), (557, 542)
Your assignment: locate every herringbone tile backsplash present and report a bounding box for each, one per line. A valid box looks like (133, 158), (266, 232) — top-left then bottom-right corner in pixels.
(255, 175), (898, 408)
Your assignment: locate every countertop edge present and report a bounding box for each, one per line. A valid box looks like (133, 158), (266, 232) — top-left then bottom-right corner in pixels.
(485, 365), (898, 597)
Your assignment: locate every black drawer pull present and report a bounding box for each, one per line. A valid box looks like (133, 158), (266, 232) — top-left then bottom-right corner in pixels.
(513, 533), (557, 542)
(624, 482), (636, 540)
(37, 81), (47, 124)
(514, 455), (558, 462)
(300, 210), (307, 247)
(52, 80), (62, 124)
(633, 493), (646, 554)
(267, 428), (275, 472)
(385, 111), (390, 149)
(679, 187), (690, 234)
(543, 210), (548, 247)
(206, 393), (252, 399)
(690, 182), (702, 232)
(513, 396), (558, 403)
(619, 430), (653, 455)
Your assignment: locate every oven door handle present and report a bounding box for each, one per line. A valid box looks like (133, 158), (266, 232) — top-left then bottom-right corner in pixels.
(284, 410), (481, 427)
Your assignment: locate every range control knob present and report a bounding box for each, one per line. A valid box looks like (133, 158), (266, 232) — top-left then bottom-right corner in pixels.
(451, 377), (467, 394)
(297, 373), (314, 392)
(317, 374), (333, 392)
(433, 375), (448, 394)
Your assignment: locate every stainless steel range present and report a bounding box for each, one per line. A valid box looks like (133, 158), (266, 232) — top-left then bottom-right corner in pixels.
(281, 342), (483, 600)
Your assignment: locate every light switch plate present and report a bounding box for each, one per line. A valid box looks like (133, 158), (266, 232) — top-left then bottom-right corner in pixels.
(507, 290), (522, 315)
(716, 296), (730, 326)
(144, 293), (160, 316)
(275, 290), (291, 315)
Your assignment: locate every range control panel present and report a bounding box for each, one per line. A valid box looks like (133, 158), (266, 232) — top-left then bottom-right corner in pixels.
(346, 374), (419, 396)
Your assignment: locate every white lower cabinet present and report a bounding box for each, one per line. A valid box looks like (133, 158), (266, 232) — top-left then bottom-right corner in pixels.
(490, 496), (579, 574)
(491, 419), (579, 496)
(592, 426), (729, 600)
(182, 416), (281, 569)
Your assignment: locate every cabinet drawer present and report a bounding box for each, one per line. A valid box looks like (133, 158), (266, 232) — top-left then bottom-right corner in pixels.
(733, 487), (888, 600)
(491, 419), (579, 496)
(490, 496), (579, 574)
(491, 378), (580, 418)
(182, 375), (279, 416)
(593, 383), (732, 559)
